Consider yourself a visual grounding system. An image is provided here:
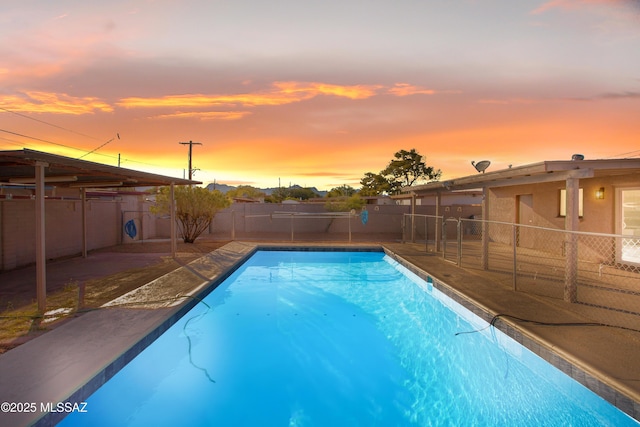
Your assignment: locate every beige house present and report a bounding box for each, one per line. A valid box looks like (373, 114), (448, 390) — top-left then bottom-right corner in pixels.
(403, 157), (640, 304)
(405, 158), (640, 253)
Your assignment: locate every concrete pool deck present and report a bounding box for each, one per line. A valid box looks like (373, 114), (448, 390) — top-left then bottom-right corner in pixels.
(0, 241), (639, 426)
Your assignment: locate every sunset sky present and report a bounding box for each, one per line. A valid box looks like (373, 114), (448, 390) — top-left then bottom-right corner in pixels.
(1, 1), (639, 190)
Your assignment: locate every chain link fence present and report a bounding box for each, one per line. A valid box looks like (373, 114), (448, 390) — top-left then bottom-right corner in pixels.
(210, 205), (405, 242)
(403, 214), (640, 330)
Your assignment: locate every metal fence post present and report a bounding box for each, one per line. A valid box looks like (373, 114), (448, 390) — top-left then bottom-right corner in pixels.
(481, 219), (489, 270)
(411, 213), (416, 243)
(457, 219), (462, 266)
(512, 223), (517, 291)
(231, 211), (236, 240)
(290, 213), (294, 242)
(425, 215), (428, 252)
(442, 220), (447, 260)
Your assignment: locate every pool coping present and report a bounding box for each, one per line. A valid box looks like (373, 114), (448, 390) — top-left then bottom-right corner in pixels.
(1, 241), (638, 425)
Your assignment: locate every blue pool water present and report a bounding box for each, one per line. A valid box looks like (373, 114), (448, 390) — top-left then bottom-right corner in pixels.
(60, 250), (638, 426)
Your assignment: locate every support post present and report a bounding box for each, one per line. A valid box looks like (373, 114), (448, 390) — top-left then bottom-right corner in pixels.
(435, 191), (441, 252)
(481, 187), (489, 270)
(81, 187), (87, 258)
(170, 183), (177, 258)
(410, 192), (416, 243)
(512, 223), (518, 291)
(564, 177), (579, 302)
(35, 162), (47, 314)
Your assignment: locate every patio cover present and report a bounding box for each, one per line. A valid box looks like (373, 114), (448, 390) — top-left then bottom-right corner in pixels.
(0, 149), (200, 313)
(401, 157), (640, 302)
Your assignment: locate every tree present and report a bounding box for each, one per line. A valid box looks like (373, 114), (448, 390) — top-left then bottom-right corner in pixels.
(152, 186), (230, 243)
(359, 172), (391, 196)
(289, 187), (319, 200)
(326, 185), (357, 198)
(226, 185), (265, 200)
(325, 194), (366, 212)
(382, 148), (441, 189)
(266, 186), (319, 203)
(360, 148), (441, 195)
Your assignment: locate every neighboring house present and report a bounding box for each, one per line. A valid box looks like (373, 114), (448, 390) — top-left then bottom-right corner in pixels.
(392, 189), (483, 207)
(403, 157), (640, 268)
(231, 196), (263, 203)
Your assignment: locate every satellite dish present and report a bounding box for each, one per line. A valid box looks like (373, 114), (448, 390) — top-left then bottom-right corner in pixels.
(471, 160), (491, 173)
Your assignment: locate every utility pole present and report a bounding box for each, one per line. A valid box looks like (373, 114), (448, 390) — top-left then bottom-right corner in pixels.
(179, 140), (202, 180)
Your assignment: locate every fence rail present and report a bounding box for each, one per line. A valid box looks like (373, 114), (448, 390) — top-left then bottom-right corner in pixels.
(403, 214), (640, 330)
(209, 208), (404, 243)
(243, 211), (358, 242)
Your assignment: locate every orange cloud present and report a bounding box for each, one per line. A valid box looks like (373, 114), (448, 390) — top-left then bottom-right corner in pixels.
(117, 81), (382, 109)
(274, 81), (381, 99)
(387, 83), (436, 96)
(151, 111), (252, 120)
(477, 98), (541, 105)
(0, 91), (113, 114)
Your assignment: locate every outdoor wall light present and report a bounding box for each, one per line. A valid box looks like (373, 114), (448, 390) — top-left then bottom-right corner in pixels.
(595, 187), (605, 200)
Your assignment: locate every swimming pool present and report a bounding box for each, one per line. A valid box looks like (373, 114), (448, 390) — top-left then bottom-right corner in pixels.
(59, 250), (638, 426)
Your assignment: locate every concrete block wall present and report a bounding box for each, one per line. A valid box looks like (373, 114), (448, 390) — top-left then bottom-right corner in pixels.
(86, 201), (120, 251)
(45, 200), (83, 259)
(0, 196), (153, 271)
(0, 196), (481, 271)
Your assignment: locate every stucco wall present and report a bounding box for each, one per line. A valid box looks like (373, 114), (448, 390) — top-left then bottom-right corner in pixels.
(483, 173), (639, 260)
(0, 195), (154, 271)
(487, 173), (639, 234)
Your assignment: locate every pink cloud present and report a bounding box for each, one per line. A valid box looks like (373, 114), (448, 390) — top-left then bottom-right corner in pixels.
(531, 0), (627, 14)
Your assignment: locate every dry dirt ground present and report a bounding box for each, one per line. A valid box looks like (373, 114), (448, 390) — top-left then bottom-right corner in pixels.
(0, 240), (229, 354)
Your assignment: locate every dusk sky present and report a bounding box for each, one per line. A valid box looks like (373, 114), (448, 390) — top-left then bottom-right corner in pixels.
(1, 1), (639, 190)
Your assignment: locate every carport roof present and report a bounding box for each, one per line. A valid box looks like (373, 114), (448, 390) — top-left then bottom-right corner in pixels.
(403, 158), (640, 194)
(0, 148), (199, 188)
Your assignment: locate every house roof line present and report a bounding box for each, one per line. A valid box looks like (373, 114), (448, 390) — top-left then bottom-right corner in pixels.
(403, 158), (640, 194)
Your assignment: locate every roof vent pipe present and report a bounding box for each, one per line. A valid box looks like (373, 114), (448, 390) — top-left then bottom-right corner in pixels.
(571, 154), (584, 161)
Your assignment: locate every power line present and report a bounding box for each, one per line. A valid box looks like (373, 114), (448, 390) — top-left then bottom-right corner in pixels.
(78, 133), (120, 159)
(605, 149), (640, 159)
(0, 106), (104, 141)
(0, 128), (86, 152)
(0, 135), (28, 147)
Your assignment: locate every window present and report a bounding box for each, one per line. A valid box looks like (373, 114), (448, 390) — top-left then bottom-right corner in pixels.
(559, 188), (583, 217)
(618, 188), (640, 265)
